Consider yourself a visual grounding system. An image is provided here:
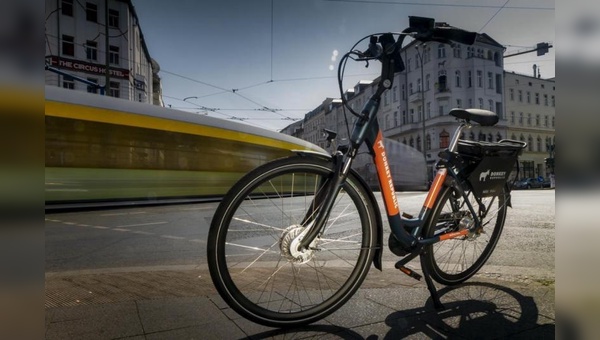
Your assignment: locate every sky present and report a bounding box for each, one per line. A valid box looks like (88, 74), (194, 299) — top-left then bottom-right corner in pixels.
(132, 0), (555, 131)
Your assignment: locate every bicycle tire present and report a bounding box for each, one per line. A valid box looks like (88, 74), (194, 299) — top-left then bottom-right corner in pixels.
(207, 156), (377, 327)
(421, 185), (508, 285)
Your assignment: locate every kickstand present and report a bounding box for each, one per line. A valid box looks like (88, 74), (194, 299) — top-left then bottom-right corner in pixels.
(420, 252), (445, 310)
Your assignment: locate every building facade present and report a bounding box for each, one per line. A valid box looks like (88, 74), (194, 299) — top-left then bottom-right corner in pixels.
(282, 22), (555, 184)
(504, 72), (555, 179)
(383, 32), (507, 180)
(45, 0), (162, 105)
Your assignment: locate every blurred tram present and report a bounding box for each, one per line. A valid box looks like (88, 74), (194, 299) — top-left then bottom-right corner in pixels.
(45, 86), (325, 208)
(352, 139), (428, 192)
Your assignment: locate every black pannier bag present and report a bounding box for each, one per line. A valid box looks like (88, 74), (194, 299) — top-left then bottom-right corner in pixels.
(456, 139), (526, 197)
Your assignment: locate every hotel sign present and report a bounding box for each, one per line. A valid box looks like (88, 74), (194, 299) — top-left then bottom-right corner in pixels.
(46, 56), (130, 79)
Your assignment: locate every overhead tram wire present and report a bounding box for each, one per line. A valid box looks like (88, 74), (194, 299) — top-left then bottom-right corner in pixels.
(323, 0), (554, 10)
(478, 0), (510, 33)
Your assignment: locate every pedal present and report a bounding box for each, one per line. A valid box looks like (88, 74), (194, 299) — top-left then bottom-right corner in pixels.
(395, 264), (422, 281)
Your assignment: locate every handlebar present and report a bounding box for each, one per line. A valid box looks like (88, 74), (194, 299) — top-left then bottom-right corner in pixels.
(339, 16), (478, 117)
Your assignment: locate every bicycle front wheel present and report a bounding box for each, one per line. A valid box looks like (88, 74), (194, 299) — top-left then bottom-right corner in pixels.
(207, 156), (377, 327)
(422, 185), (508, 285)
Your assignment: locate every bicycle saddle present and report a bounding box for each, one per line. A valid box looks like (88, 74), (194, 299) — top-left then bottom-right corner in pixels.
(449, 108), (499, 126)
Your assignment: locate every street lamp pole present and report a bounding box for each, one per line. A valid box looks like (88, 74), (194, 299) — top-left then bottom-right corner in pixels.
(416, 45), (428, 181)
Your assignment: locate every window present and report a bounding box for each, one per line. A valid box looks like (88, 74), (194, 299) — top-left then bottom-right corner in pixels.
(478, 98), (483, 109)
(401, 85), (406, 100)
(537, 137), (543, 152)
(87, 78), (98, 93)
(551, 95), (555, 107)
(426, 102), (431, 118)
(468, 98), (473, 108)
(61, 35), (74, 56)
(488, 99), (494, 111)
(477, 70), (483, 87)
(519, 112), (523, 125)
(426, 134), (431, 151)
(109, 81), (120, 98)
(402, 110), (407, 124)
(410, 108), (415, 123)
(453, 45), (461, 58)
(528, 136), (533, 152)
(509, 88), (514, 101)
(467, 46), (474, 58)
(527, 113), (532, 126)
(467, 71), (472, 88)
(393, 86), (398, 102)
(109, 45), (120, 65)
(407, 58), (411, 72)
(535, 93), (540, 105)
(417, 136), (422, 151)
(409, 83), (413, 95)
(62, 76), (74, 89)
(545, 115), (549, 127)
(417, 78), (422, 92)
(527, 91), (531, 103)
(455, 70), (461, 87)
(86, 2), (98, 22)
(494, 52), (502, 67)
(425, 74), (430, 90)
(518, 90), (523, 102)
(108, 9), (120, 28)
(438, 44), (446, 58)
(394, 111), (398, 126)
(61, 0), (73, 16)
(487, 72), (494, 89)
(496, 74), (502, 94)
(477, 48), (484, 58)
(543, 94), (548, 106)
(85, 40), (97, 60)
(510, 111), (515, 124)
(409, 137), (414, 147)
(456, 99), (462, 108)
(439, 130), (450, 148)
(536, 114), (540, 126)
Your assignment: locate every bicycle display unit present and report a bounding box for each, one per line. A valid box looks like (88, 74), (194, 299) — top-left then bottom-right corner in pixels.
(207, 16), (526, 327)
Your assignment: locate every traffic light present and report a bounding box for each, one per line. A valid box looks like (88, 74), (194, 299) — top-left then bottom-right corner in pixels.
(537, 42), (550, 56)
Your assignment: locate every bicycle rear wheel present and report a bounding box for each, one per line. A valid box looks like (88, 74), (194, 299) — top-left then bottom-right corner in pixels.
(422, 185), (508, 285)
(207, 156), (377, 327)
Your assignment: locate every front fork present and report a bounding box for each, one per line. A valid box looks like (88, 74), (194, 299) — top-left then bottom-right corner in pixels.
(297, 150), (353, 251)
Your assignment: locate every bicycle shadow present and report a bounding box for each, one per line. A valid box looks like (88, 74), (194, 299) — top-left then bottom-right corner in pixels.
(244, 281), (554, 339)
(381, 281), (555, 339)
(246, 323), (364, 339)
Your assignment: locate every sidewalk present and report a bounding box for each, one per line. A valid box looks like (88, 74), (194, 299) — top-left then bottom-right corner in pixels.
(45, 267), (555, 339)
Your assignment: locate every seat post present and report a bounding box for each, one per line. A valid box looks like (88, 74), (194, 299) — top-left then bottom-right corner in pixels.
(448, 122), (471, 153)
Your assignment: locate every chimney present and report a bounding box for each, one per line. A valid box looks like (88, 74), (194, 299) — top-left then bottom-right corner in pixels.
(533, 64), (537, 78)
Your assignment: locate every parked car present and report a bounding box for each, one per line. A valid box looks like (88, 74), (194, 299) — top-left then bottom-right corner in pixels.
(513, 177), (549, 189)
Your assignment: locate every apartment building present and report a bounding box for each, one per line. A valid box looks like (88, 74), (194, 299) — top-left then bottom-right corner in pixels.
(504, 71), (555, 178)
(45, 0), (162, 105)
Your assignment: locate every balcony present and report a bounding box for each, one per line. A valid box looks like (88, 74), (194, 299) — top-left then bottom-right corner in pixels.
(435, 86), (451, 99)
(408, 91), (423, 103)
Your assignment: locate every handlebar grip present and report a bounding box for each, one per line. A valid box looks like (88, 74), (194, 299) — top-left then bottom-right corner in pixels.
(432, 27), (477, 45)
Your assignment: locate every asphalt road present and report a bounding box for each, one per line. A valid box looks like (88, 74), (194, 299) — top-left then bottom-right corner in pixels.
(45, 190), (555, 282)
